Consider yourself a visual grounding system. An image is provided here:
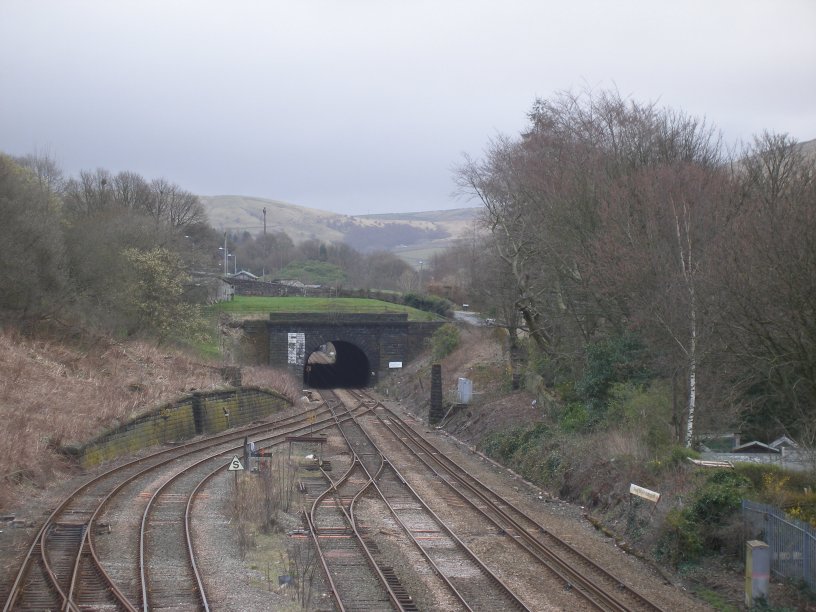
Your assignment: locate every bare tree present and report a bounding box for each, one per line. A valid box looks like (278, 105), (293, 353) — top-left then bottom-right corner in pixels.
(13, 150), (65, 195)
(591, 162), (736, 445)
(717, 133), (816, 445)
(63, 168), (114, 218)
(457, 88), (726, 441)
(0, 155), (69, 323)
(112, 171), (152, 212)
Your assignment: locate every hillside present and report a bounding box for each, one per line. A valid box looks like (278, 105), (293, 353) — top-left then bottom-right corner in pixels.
(198, 195), (481, 265)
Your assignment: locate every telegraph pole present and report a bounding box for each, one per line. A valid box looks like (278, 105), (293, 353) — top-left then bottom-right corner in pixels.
(263, 208), (267, 279)
(223, 232), (228, 275)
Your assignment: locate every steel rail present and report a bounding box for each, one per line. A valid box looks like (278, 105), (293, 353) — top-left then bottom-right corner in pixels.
(374, 403), (621, 609)
(136, 404), (358, 610)
(66, 526), (136, 612)
(325, 391), (530, 610)
(367, 392), (667, 612)
(309, 398), (413, 610)
(349, 458), (476, 612)
(3, 400), (334, 611)
(139, 453), (217, 610)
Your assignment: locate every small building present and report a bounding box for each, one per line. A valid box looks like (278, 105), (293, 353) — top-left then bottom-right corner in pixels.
(216, 277), (235, 302)
(232, 270), (258, 281)
(733, 441), (780, 454)
(769, 435), (798, 450)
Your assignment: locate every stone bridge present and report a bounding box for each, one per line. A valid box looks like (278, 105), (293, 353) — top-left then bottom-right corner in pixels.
(240, 313), (443, 387)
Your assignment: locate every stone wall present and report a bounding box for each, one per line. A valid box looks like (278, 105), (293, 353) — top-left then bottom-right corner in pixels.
(70, 387), (290, 468)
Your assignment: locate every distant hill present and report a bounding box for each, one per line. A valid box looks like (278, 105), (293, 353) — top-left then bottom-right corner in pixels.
(796, 137), (816, 159)
(198, 195), (482, 266)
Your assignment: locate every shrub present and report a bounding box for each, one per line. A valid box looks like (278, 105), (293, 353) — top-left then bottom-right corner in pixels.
(430, 323), (460, 360)
(403, 293), (454, 317)
(480, 422), (552, 478)
(559, 402), (591, 433)
(657, 469), (751, 566)
(575, 333), (650, 418)
(667, 445), (700, 466)
(481, 429), (515, 461)
(691, 470), (751, 525)
(734, 463), (816, 527)
(605, 381), (673, 451)
(657, 507), (704, 565)
(482, 425), (531, 461)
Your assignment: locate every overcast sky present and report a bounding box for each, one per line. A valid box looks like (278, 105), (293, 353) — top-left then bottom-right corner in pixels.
(2, 1), (814, 215)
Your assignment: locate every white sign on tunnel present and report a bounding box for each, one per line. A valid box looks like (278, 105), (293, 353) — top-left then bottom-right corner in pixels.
(288, 332), (305, 365)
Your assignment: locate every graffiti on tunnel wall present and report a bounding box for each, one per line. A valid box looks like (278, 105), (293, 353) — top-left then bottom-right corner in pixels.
(287, 332), (305, 365)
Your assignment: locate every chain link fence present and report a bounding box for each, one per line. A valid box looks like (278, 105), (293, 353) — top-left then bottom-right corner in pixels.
(743, 499), (815, 590)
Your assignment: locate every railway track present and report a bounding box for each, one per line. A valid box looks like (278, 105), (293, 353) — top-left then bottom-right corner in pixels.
(311, 391), (530, 611)
(2, 402), (339, 611)
(346, 388), (668, 611)
(3, 385), (684, 610)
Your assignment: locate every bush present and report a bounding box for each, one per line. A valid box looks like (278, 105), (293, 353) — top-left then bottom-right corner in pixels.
(559, 402), (592, 433)
(403, 292), (454, 317)
(657, 469), (751, 566)
(649, 445), (701, 474)
(605, 381), (673, 451)
(734, 463), (816, 527)
(430, 323), (460, 360)
(480, 422), (551, 467)
(575, 333), (651, 418)
(691, 470), (751, 525)
(657, 508), (704, 566)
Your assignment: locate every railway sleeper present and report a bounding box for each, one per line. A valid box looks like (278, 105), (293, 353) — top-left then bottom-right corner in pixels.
(379, 566), (418, 611)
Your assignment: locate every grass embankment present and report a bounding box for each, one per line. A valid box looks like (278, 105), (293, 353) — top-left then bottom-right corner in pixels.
(0, 331), (219, 509)
(210, 296), (442, 321)
(0, 328), (300, 511)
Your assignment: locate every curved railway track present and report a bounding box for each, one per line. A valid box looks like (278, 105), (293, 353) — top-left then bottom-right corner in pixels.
(2, 402), (340, 611)
(311, 391), (530, 611)
(3, 385), (684, 611)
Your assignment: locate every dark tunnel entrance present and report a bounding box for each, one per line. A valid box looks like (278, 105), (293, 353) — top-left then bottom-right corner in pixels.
(303, 341), (371, 388)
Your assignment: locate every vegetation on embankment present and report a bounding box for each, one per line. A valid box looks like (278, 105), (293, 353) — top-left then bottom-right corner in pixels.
(384, 323), (816, 606)
(0, 328), (299, 510)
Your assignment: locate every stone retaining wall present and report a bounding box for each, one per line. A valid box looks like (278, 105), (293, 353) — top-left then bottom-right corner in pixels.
(68, 387), (291, 468)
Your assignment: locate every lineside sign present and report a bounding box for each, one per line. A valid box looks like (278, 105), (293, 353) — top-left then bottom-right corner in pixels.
(629, 483), (660, 503)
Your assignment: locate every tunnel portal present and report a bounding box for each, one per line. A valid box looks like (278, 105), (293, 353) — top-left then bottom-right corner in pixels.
(303, 341), (371, 388)
(242, 312), (444, 385)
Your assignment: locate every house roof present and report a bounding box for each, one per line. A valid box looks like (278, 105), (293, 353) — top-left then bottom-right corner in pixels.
(733, 440), (780, 454)
(233, 270), (258, 279)
(769, 435), (798, 449)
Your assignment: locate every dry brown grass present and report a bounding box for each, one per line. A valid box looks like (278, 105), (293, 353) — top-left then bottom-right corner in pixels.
(0, 329), (225, 509)
(602, 429), (649, 462)
(241, 366), (301, 404)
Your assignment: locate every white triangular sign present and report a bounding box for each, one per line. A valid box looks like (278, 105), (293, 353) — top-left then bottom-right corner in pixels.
(228, 455), (244, 471)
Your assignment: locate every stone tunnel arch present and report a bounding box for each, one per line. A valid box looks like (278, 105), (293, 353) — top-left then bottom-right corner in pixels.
(240, 313), (444, 383)
(303, 340), (371, 388)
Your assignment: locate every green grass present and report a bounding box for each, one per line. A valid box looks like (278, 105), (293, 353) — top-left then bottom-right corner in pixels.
(696, 589), (738, 612)
(208, 296), (443, 321)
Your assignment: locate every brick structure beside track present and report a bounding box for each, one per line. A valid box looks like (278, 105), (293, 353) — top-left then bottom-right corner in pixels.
(65, 387), (291, 468)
